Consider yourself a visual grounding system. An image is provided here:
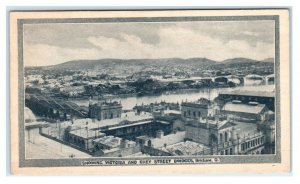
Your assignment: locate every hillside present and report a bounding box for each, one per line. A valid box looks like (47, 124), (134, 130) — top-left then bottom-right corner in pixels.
(37, 57), (274, 71)
(43, 58), (218, 70)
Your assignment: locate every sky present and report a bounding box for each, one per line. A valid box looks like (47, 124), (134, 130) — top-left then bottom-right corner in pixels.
(23, 21), (275, 66)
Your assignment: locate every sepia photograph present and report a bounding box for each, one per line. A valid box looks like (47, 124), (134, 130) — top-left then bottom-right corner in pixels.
(9, 9), (290, 174)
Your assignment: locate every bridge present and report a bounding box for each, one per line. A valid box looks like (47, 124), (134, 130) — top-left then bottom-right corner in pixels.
(25, 94), (87, 121)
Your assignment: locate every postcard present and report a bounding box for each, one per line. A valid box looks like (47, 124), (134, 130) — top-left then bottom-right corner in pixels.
(9, 9), (290, 174)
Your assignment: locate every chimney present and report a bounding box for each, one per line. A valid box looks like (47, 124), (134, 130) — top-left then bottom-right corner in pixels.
(120, 139), (129, 149)
(156, 130), (164, 139)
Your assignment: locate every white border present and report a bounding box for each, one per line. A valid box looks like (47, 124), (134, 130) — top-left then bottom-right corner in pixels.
(1, 0), (300, 183)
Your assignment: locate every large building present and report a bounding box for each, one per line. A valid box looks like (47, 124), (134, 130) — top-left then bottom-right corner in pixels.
(181, 98), (219, 121)
(185, 117), (236, 146)
(217, 90), (275, 111)
(88, 100), (122, 120)
(64, 127), (106, 151)
(222, 101), (269, 123)
(185, 118), (267, 155)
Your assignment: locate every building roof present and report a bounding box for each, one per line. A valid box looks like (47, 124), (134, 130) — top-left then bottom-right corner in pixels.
(69, 128), (105, 139)
(164, 110), (181, 115)
(182, 98), (213, 108)
(222, 102), (266, 114)
(90, 100), (122, 108)
(186, 119), (236, 130)
(220, 90), (274, 98)
(93, 136), (122, 148)
(103, 120), (153, 130)
(217, 120), (236, 130)
(72, 111), (153, 130)
(162, 141), (209, 156)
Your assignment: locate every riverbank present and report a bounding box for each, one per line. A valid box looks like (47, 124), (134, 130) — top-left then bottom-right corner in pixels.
(69, 84), (274, 110)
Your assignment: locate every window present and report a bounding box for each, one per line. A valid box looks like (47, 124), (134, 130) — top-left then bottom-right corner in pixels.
(193, 111), (196, 117)
(219, 133), (223, 143)
(230, 148), (233, 155)
(198, 111), (201, 117)
(261, 137), (264, 144)
(184, 112), (186, 117)
(188, 110), (190, 116)
(225, 149), (228, 155)
(225, 132), (228, 142)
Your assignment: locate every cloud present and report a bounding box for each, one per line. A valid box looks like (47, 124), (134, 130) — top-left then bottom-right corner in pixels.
(24, 43), (102, 66)
(24, 22), (275, 66)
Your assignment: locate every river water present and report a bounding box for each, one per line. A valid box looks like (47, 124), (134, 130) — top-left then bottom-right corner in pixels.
(72, 83), (275, 110)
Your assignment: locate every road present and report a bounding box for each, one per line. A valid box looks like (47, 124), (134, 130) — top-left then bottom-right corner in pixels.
(25, 128), (91, 159)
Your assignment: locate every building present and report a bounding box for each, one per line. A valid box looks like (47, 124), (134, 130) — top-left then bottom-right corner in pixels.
(181, 98), (219, 121)
(217, 90), (275, 111)
(136, 130), (186, 148)
(92, 136), (122, 150)
(64, 127), (106, 151)
(185, 118), (267, 155)
(185, 117), (236, 147)
(222, 101), (269, 123)
(99, 118), (173, 140)
(133, 101), (180, 114)
(161, 140), (210, 156)
(89, 100), (122, 120)
(92, 136), (139, 157)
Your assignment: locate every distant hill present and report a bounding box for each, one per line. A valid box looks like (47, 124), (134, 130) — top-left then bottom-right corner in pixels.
(43, 58), (218, 70)
(261, 58), (274, 63)
(36, 57), (274, 71)
(221, 57), (273, 64)
(222, 58), (255, 64)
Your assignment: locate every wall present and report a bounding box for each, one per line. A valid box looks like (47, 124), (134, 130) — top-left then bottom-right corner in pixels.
(141, 146), (173, 156)
(150, 131), (186, 148)
(185, 125), (210, 145)
(181, 105), (208, 120)
(172, 119), (185, 131)
(94, 145), (141, 157)
(89, 104), (122, 120)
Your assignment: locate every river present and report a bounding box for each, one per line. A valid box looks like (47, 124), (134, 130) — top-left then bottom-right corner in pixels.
(71, 83), (275, 110)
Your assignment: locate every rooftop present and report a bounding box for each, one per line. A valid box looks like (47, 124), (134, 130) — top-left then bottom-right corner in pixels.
(222, 102), (266, 114)
(162, 141), (209, 156)
(186, 119), (236, 130)
(164, 110), (181, 115)
(72, 111), (153, 130)
(69, 128), (105, 139)
(90, 100), (122, 107)
(220, 90), (274, 98)
(182, 98), (213, 107)
(93, 136), (122, 148)
(103, 120), (154, 130)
